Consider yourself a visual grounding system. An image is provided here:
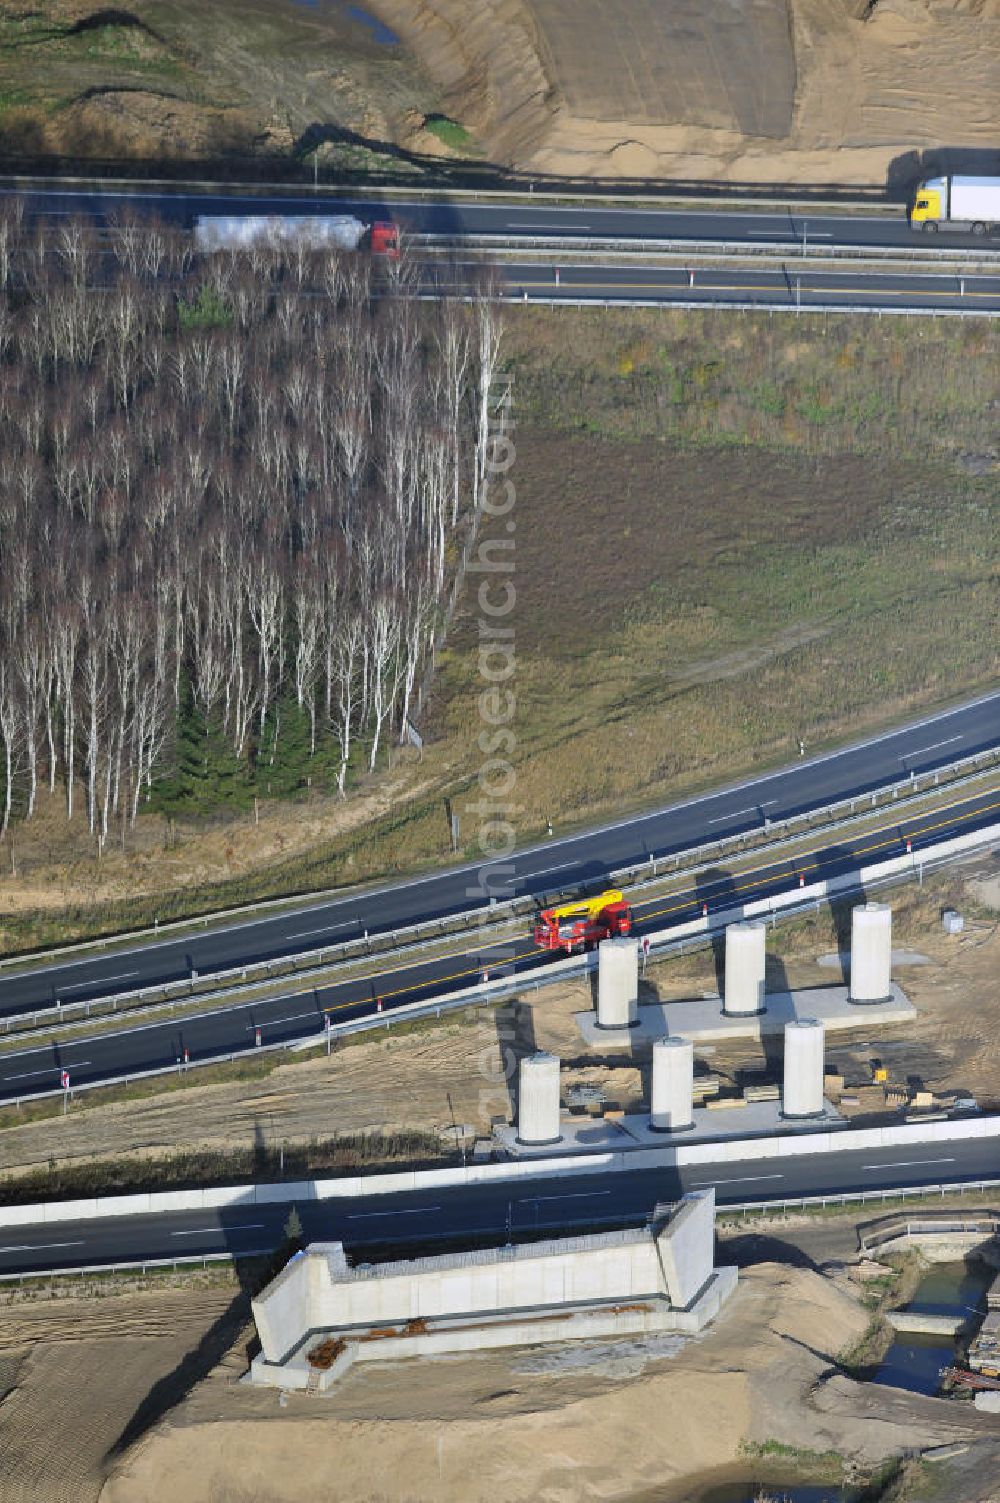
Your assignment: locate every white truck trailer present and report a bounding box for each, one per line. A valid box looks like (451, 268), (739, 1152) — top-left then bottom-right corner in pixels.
(910, 175), (1000, 234)
(193, 215), (398, 256)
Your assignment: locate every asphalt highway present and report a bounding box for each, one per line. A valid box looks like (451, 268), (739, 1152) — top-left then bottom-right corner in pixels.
(0, 1134), (995, 1278)
(6, 183), (992, 253)
(2, 772), (999, 1101)
(1, 692), (998, 1022)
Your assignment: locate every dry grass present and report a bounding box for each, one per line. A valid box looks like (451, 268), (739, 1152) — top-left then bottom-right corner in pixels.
(0, 0), (435, 166)
(2, 307), (998, 953)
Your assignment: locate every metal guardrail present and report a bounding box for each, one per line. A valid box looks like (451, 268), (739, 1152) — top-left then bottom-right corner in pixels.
(510, 295), (1000, 321)
(859, 1212), (1000, 1253)
(606, 744), (1000, 891)
(723, 1179), (1000, 1217)
(0, 1249), (248, 1284)
(5, 1182), (1000, 1285)
(8, 809), (998, 1109)
(431, 232), (1000, 266)
(428, 243), (1000, 276)
(3, 741), (997, 1034)
(0, 169), (898, 214)
(0, 776), (986, 1049)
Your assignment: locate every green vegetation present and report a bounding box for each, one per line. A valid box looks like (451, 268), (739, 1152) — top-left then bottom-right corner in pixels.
(3, 305), (999, 959)
(423, 114), (478, 153)
(513, 307), (997, 458)
(175, 286), (234, 332)
(739, 1440), (843, 1470)
(837, 1252), (924, 1376)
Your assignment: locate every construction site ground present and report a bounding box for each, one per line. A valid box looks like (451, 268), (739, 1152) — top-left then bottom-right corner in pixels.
(0, 860), (999, 1498)
(2, 851), (998, 1184)
(1, 1238), (998, 1503)
(6, 0), (997, 188)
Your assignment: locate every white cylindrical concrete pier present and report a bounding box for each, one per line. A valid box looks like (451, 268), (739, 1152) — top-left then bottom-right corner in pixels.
(782, 1018), (825, 1120)
(597, 937), (639, 1029)
(849, 902), (892, 1005)
(516, 1052), (561, 1145)
(650, 1037), (695, 1133)
(723, 921), (767, 1016)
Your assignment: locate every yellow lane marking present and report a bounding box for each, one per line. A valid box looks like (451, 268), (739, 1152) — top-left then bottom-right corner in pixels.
(322, 788), (1000, 1019)
(321, 942), (543, 1019)
(638, 789), (1000, 926)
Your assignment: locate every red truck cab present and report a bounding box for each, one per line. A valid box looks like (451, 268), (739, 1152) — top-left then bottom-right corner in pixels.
(370, 221), (400, 259)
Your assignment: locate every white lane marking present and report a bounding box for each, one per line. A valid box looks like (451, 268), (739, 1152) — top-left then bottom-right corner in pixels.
(285, 923), (355, 941)
(1, 685), (996, 985)
(171, 1224), (266, 1237)
(3, 1061), (91, 1081)
(249, 1010), (317, 1030)
(59, 971), (138, 993)
(347, 1205), (439, 1220)
(0, 1240), (84, 1253)
(522, 1191), (612, 1203)
(748, 230), (833, 239)
(690, 1174), (785, 1185)
(506, 222), (589, 230)
(471, 690), (1000, 862)
(905, 736), (961, 758)
(708, 801), (775, 824)
(863, 1158), (956, 1170)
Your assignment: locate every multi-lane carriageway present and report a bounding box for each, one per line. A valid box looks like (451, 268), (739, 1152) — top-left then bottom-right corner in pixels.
(2, 1136), (999, 1279)
(2, 740), (1000, 1101)
(8, 183), (1000, 314)
(2, 690), (998, 1023)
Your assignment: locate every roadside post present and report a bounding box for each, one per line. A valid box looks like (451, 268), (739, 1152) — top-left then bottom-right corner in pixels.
(61, 1069), (70, 1114)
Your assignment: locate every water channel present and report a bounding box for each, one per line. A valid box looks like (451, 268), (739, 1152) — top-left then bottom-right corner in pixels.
(871, 1258), (994, 1396)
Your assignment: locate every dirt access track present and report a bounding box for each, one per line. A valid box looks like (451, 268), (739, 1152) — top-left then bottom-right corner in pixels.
(379, 0), (1000, 184)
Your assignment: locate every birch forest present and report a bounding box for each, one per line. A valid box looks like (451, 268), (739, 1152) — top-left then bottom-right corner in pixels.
(0, 207), (503, 846)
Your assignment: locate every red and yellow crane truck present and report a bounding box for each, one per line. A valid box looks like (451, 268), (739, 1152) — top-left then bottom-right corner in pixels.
(534, 889), (632, 955)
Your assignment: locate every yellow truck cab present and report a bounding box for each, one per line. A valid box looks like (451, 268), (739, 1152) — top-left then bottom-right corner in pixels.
(911, 174), (1000, 233)
(910, 178), (944, 229)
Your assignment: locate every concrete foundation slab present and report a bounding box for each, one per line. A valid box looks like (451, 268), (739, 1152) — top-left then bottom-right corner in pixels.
(574, 981), (914, 1049)
(249, 1267), (739, 1391)
(493, 1097), (844, 1158)
(817, 950), (930, 970)
(247, 1191), (734, 1391)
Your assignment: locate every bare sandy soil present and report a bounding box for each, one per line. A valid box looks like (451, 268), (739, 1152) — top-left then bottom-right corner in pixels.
(1, 864), (1000, 1499)
(2, 0), (996, 188)
(0, 1273), (244, 1503)
(528, 856), (1000, 1118)
(93, 1259), (1000, 1503)
(379, 0), (1000, 183)
(0, 1012), (506, 1176)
